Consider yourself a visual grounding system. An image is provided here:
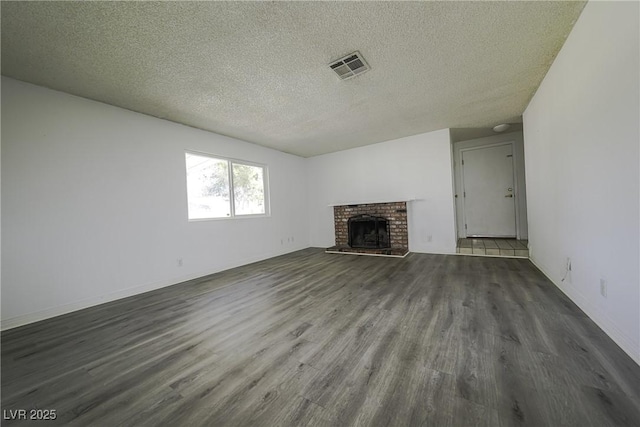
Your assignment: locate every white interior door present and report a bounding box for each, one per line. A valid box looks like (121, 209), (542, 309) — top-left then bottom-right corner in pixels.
(462, 144), (516, 237)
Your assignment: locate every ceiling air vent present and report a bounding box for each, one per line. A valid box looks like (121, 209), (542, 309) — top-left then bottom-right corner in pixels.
(329, 51), (370, 80)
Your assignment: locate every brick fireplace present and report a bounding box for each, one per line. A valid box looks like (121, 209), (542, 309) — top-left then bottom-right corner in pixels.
(327, 201), (409, 257)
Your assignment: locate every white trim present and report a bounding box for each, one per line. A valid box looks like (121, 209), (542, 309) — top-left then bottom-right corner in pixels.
(529, 257), (640, 366)
(228, 157), (236, 217)
(187, 213), (271, 222)
(0, 245), (307, 331)
(465, 234), (518, 238)
(328, 198), (417, 207)
(454, 253), (528, 259)
(185, 149), (268, 170)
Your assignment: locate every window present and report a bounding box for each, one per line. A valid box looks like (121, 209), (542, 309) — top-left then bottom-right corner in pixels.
(185, 152), (268, 220)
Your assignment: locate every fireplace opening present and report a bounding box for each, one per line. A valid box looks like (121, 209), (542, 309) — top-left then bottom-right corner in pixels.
(348, 215), (390, 249)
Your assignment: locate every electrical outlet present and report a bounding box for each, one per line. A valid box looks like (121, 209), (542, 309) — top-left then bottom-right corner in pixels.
(600, 279), (607, 298)
(280, 239), (284, 245)
(177, 258), (183, 267)
(566, 257), (572, 271)
(427, 234), (433, 242)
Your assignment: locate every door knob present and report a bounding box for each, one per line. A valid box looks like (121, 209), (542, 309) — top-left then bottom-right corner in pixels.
(508, 188), (513, 191)
(505, 194), (513, 198)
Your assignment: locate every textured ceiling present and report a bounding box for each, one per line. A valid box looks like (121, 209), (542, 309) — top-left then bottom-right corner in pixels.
(1, 1), (585, 157)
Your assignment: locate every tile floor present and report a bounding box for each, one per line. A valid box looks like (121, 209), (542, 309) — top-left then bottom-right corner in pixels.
(456, 238), (529, 258)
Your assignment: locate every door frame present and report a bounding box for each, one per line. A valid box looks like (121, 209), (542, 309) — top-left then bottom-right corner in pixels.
(457, 140), (521, 239)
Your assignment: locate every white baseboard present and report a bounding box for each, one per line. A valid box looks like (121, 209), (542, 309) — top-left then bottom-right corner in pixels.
(529, 257), (640, 366)
(1, 245), (308, 331)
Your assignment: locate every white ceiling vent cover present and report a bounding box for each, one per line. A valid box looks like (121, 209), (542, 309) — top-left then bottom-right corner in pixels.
(329, 52), (370, 80)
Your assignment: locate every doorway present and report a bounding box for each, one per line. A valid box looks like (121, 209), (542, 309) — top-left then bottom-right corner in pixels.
(461, 143), (516, 237)
(452, 134), (528, 241)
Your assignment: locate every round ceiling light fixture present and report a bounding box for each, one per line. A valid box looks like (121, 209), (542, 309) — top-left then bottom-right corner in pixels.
(493, 123), (511, 133)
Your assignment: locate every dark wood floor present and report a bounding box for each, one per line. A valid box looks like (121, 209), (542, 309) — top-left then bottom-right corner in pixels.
(2, 249), (640, 426)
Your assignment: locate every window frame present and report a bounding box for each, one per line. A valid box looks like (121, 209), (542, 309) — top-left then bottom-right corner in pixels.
(185, 150), (270, 221)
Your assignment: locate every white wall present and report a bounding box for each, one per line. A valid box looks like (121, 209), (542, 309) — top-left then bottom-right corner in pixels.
(523, 1), (639, 363)
(452, 131), (528, 240)
(1, 77), (309, 329)
(307, 129), (457, 254)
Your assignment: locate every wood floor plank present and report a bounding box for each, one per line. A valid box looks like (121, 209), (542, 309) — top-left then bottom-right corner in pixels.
(2, 248), (639, 426)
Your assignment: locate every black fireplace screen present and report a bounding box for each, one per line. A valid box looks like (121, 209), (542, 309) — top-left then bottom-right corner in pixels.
(348, 215), (391, 249)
